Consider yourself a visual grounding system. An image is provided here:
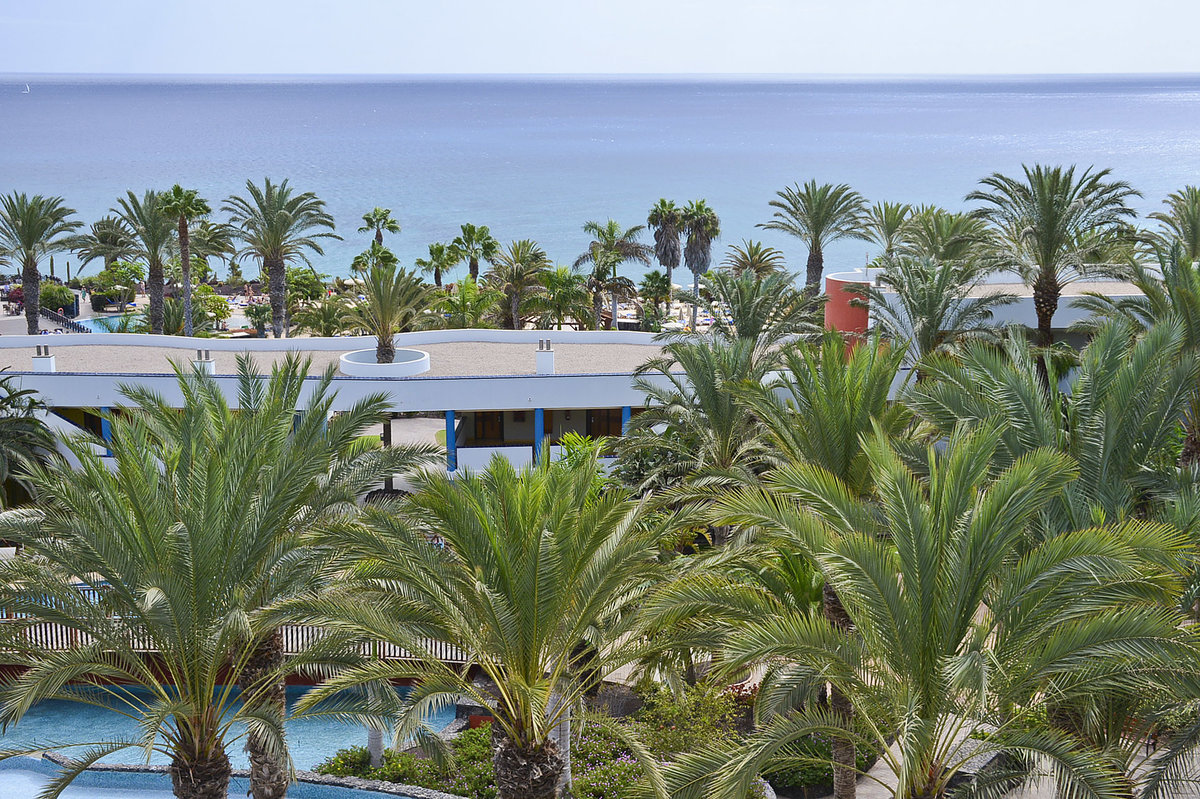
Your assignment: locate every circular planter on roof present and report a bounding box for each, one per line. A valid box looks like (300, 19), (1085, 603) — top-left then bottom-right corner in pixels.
(338, 348), (431, 377)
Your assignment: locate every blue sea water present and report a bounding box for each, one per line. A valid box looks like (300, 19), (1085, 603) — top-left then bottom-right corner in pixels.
(1, 75), (1199, 281)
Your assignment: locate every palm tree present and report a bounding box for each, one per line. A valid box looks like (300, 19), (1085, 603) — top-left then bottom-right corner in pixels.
(966, 164), (1139, 361)
(575, 219), (651, 330)
(113, 190), (175, 334)
(486, 239), (549, 329)
(160, 185), (212, 337)
(293, 295), (348, 337)
(451, 223), (499, 281)
(639, 269), (672, 316)
(681, 201), (721, 331)
(351, 240), (399, 274)
(0, 373), (56, 508)
(1149, 186), (1200, 262)
(189, 220), (235, 283)
(759, 181), (868, 291)
(73, 215), (137, 275)
(0, 355), (435, 799)
(721, 239), (786, 278)
(415, 241), (458, 288)
(648, 199), (683, 311)
(224, 178), (340, 338)
(530, 267), (591, 330)
(695, 427), (1189, 799)
(693, 269), (819, 349)
(358, 207), (401, 244)
(291, 452), (671, 799)
(142, 296), (214, 336)
(857, 256), (1018, 364)
(0, 193), (82, 334)
(433, 276), (501, 329)
(897, 205), (994, 262)
(343, 264), (434, 362)
(863, 200), (912, 259)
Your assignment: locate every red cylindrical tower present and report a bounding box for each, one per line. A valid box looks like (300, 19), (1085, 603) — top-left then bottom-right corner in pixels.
(824, 275), (869, 334)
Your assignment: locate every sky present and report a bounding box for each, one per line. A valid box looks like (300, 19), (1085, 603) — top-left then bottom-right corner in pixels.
(2, 0), (1199, 76)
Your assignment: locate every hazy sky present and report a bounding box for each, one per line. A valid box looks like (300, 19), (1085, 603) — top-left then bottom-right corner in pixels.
(3, 0), (1199, 75)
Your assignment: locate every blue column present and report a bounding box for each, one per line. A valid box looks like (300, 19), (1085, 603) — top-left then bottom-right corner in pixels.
(621, 405), (632, 435)
(100, 408), (112, 456)
(445, 410), (457, 472)
(533, 408), (545, 464)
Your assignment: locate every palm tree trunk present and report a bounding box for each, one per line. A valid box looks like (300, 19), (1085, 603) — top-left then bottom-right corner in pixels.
(665, 262), (673, 316)
(691, 270), (699, 330)
(169, 748), (233, 799)
(824, 582), (857, 799)
(149, 257), (165, 334)
(470, 257), (480, 282)
(22, 256), (39, 335)
(375, 228), (383, 245)
(806, 245), (823, 290)
(434, 267), (442, 288)
(267, 255), (286, 338)
(511, 294), (521, 330)
(239, 630), (290, 799)
(492, 729), (564, 799)
(376, 335), (395, 364)
(179, 217), (193, 337)
(593, 291), (603, 331)
(610, 292), (618, 330)
(1032, 274), (1059, 388)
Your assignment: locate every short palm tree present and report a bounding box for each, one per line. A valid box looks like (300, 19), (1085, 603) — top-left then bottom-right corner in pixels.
(721, 239), (786, 278)
(343, 264), (435, 362)
(0, 192), (82, 334)
(161, 185), (212, 337)
(291, 452), (671, 799)
(759, 181), (868, 290)
(1149, 186), (1200, 262)
(0, 373), (56, 508)
(73, 215), (137, 275)
(897, 205), (993, 262)
(293, 295), (349, 337)
(224, 178), (340, 338)
(692, 269), (818, 349)
(639, 269), (672, 316)
(864, 200), (912, 259)
(648, 199), (683, 309)
(351, 240), (399, 274)
(433, 276), (501, 329)
(531, 266), (591, 330)
(575, 219), (651, 330)
(681, 201), (721, 330)
(114, 189), (175, 334)
(358, 207), (401, 244)
(451, 223), (499, 281)
(696, 427), (1190, 799)
(966, 164), (1139, 359)
(486, 239), (549, 329)
(415, 241), (458, 288)
(857, 255), (1018, 364)
(189, 220), (235, 283)
(0, 355), (435, 799)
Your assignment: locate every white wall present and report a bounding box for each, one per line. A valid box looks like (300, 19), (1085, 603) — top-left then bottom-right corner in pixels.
(455, 445), (534, 472)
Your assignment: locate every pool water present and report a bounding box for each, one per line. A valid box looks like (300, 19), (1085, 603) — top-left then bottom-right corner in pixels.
(0, 685), (453, 772)
(0, 757), (417, 798)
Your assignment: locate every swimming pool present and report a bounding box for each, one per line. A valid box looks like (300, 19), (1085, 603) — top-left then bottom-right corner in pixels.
(76, 315), (133, 332)
(0, 685), (453, 771)
(0, 756), (423, 798)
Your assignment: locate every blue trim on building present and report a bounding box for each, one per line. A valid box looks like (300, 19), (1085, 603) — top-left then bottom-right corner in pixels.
(621, 405), (632, 434)
(445, 410), (457, 472)
(533, 408), (545, 464)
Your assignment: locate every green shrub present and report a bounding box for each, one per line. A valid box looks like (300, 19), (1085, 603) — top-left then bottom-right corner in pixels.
(634, 682), (741, 757)
(767, 733), (876, 793)
(314, 745), (372, 777)
(41, 284), (76, 315)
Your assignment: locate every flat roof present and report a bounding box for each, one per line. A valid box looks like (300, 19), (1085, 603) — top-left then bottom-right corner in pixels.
(0, 340), (663, 378)
(963, 280), (1141, 298)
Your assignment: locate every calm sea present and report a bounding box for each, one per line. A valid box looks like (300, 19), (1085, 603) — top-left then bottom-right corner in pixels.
(2, 75), (1199, 281)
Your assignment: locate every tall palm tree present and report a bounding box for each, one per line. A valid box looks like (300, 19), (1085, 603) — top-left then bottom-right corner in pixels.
(1149, 186), (1200, 263)
(575, 219), (651, 330)
(648, 199), (683, 310)
(530, 266), (591, 330)
(695, 427), (1189, 799)
(759, 181), (868, 291)
(73, 215), (137, 275)
(486, 239), (549, 329)
(966, 164), (1139, 361)
(114, 189), (175, 334)
(451, 223), (499, 281)
(0, 373), (56, 508)
(864, 200), (912, 259)
(415, 241), (458, 288)
(343, 264), (434, 362)
(224, 178), (340, 338)
(433, 275), (501, 329)
(897, 205), (993, 262)
(857, 256), (1018, 364)
(681, 201), (720, 331)
(161, 185), (212, 337)
(358, 207), (401, 245)
(0, 356), (435, 799)
(721, 239), (786, 278)
(291, 453), (671, 799)
(0, 193), (82, 334)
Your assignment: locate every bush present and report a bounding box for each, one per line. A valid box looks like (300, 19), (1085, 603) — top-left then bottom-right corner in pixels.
(767, 732), (877, 796)
(315, 745), (372, 777)
(634, 681), (741, 758)
(41, 284), (75, 315)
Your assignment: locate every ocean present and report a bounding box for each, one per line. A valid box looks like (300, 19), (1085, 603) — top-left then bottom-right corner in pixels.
(2, 75), (1199, 282)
